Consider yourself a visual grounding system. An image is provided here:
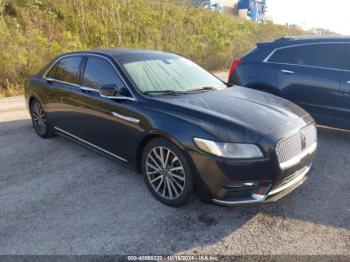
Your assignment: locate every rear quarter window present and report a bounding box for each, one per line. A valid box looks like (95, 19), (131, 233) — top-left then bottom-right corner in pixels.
(268, 47), (297, 64)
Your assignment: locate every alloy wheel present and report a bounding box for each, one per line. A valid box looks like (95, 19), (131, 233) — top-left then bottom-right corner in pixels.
(145, 146), (186, 200)
(31, 100), (48, 136)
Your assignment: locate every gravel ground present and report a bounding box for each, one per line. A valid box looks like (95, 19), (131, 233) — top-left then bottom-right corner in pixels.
(0, 91), (349, 255)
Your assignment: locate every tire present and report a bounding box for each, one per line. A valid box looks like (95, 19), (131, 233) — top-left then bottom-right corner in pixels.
(141, 138), (194, 207)
(30, 98), (54, 138)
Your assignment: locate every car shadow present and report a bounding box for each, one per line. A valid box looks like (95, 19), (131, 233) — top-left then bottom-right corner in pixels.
(0, 119), (349, 255)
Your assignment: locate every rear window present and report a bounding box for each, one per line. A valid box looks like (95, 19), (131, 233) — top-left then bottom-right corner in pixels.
(268, 43), (343, 70)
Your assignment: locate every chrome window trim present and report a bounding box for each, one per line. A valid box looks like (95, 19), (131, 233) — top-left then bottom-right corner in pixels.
(79, 85), (99, 93)
(54, 127), (128, 162)
(101, 95), (136, 101)
(263, 42), (350, 72)
(43, 53), (137, 101)
(78, 85), (135, 101)
(44, 77), (81, 88)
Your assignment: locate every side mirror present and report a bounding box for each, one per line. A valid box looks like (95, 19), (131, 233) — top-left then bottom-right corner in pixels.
(100, 84), (119, 98)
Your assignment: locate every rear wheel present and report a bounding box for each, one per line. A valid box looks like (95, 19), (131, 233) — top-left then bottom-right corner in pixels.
(141, 138), (194, 206)
(30, 99), (54, 138)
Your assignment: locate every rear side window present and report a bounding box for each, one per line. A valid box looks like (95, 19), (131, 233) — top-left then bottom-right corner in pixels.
(54, 56), (82, 84)
(293, 44), (343, 69)
(83, 57), (123, 90)
(269, 44), (343, 70)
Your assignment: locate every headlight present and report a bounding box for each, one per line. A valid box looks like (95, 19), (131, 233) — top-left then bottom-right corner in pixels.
(193, 138), (264, 159)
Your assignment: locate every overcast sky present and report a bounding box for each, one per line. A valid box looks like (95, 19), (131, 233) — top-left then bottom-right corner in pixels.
(266, 0), (350, 35)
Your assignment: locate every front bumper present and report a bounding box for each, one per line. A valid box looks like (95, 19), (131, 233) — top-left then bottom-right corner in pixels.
(188, 138), (316, 206)
(212, 164), (310, 206)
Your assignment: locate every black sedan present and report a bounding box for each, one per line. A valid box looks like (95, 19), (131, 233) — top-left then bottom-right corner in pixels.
(25, 49), (317, 206)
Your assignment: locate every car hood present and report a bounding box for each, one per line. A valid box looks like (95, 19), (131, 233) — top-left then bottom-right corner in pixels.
(154, 86), (313, 143)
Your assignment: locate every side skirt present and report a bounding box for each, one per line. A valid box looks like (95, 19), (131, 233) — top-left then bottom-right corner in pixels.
(53, 127), (137, 172)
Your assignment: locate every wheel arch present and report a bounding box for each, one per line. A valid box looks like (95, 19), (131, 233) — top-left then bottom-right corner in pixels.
(135, 130), (186, 173)
(28, 96), (37, 107)
(28, 94), (46, 110)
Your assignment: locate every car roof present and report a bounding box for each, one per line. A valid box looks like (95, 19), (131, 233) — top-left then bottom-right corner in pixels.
(276, 35), (350, 42)
(61, 48), (177, 60)
(259, 35), (350, 49)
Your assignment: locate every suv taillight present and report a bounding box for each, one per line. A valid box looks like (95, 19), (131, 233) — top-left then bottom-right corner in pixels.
(228, 59), (243, 81)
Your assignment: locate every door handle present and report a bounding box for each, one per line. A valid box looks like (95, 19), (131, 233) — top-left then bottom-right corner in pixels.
(281, 70), (295, 75)
(112, 112), (140, 124)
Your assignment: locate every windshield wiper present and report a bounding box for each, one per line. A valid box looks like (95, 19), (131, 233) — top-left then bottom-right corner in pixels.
(185, 86), (218, 93)
(144, 90), (182, 96)
(144, 86), (219, 96)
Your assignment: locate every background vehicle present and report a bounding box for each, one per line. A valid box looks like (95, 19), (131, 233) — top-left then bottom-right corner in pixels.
(228, 36), (350, 130)
(25, 49), (317, 207)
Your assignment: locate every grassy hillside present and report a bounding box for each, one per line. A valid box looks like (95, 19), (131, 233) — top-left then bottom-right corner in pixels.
(0, 0), (307, 97)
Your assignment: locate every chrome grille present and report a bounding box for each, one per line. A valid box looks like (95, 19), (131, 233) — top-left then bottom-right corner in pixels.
(276, 125), (317, 168)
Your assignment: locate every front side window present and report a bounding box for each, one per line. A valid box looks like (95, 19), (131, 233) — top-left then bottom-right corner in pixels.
(55, 56), (82, 84)
(83, 57), (122, 90)
(120, 55), (226, 93)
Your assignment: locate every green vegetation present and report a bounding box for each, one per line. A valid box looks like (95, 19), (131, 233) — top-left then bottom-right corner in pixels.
(0, 0), (307, 97)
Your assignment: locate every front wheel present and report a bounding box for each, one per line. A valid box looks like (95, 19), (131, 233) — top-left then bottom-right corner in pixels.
(141, 138), (194, 206)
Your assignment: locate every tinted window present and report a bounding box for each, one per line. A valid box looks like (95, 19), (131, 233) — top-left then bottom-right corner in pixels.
(55, 56), (82, 84)
(46, 62), (58, 78)
(269, 47), (298, 63)
(83, 57), (122, 90)
(293, 44), (342, 69)
(342, 44), (350, 70)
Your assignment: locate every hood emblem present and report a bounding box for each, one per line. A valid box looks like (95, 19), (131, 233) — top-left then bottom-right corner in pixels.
(300, 132), (307, 150)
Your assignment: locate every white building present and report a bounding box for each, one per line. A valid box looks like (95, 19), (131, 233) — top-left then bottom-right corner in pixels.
(221, 0), (239, 15)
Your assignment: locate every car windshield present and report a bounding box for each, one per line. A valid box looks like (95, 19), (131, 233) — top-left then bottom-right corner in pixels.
(120, 55), (227, 94)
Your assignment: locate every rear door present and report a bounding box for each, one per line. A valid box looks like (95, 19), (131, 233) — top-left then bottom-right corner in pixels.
(270, 43), (343, 124)
(338, 43), (350, 129)
(43, 55), (84, 128)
